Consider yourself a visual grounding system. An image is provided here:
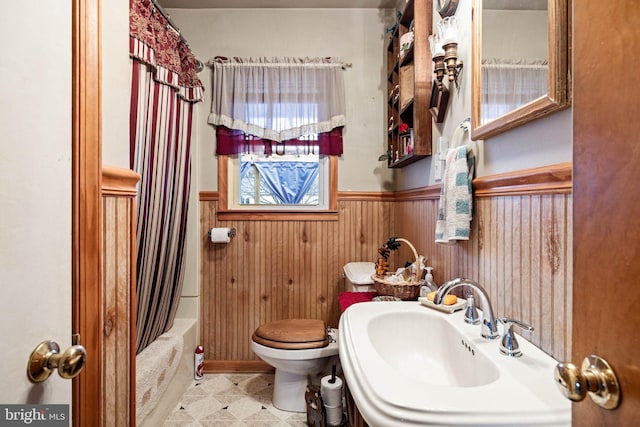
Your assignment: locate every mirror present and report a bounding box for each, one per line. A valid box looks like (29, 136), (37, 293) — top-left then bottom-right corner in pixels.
(471, 0), (570, 140)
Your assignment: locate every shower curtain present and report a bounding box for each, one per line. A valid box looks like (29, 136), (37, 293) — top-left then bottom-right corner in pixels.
(129, 0), (203, 353)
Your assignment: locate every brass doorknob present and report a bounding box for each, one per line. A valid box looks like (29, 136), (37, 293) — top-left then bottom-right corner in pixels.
(554, 354), (620, 409)
(27, 340), (87, 383)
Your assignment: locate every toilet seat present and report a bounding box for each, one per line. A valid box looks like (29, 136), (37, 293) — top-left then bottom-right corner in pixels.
(252, 319), (329, 350)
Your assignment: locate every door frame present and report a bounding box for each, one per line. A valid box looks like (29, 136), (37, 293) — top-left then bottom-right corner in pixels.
(72, 0), (103, 425)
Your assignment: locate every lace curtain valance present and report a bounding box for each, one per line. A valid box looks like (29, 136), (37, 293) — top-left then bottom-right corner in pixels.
(207, 57), (346, 144)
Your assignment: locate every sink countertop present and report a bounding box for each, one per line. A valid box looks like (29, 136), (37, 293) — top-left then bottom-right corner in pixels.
(339, 301), (571, 426)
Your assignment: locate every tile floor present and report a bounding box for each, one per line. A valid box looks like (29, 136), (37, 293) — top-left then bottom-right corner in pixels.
(161, 373), (309, 427)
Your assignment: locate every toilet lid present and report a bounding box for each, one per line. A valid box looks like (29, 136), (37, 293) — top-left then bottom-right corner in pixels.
(252, 319), (329, 350)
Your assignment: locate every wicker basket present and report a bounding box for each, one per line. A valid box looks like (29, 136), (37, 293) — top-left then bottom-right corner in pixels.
(372, 275), (422, 300)
(373, 238), (424, 300)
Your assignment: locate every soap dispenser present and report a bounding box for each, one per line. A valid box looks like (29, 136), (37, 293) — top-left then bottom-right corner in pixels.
(420, 267), (438, 297)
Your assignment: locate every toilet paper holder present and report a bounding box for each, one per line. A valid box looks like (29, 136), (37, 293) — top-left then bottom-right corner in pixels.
(207, 227), (236, 239)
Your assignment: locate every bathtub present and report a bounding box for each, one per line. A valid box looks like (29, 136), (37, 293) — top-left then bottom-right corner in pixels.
(136, 318), (198, 426)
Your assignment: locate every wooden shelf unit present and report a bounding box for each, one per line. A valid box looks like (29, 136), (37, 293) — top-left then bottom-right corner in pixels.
(386, 0), (433, 168)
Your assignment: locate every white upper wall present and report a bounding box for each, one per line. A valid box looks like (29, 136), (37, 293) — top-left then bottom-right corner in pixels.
(167, 2), (571, 192)
(396, 1), (571, 190)
(167, 8), (395, 192)
(102, 0), (131, 168)
(483, 10), (547, 60)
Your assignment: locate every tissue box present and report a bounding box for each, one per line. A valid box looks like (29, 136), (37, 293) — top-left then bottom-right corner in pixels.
(343, 262), (376, 292)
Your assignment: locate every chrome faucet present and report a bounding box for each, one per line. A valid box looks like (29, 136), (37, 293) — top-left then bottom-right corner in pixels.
(434, 278), (499, 339)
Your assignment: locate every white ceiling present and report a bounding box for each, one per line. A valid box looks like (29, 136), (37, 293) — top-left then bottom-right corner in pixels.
(157, 0), (397, 8)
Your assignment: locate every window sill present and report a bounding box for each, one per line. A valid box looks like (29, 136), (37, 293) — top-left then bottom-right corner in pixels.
(216, 210), (339, 221)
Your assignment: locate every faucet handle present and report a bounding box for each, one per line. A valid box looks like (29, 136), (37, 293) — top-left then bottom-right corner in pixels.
(498, 317), (534, 357)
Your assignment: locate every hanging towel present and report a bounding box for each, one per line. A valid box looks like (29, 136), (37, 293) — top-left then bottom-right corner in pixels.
(435, 145), (475, 245)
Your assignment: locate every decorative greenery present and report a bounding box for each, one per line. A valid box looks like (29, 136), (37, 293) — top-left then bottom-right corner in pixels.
(378, 151), (392, 161)
(385, 237), (402, 251)
(378, 237), (402, 261)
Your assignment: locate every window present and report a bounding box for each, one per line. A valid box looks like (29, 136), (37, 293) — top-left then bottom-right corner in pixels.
(222, 115), (334, 214)
(208, 57), (345, 219)
(228, 145), (329, 211)
(218, 153), (337, 220)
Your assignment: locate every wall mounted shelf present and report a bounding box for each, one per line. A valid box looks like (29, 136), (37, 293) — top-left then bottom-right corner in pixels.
(386, 0), (433, 168)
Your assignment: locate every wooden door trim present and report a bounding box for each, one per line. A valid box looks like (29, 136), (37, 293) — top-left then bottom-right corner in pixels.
(72, 0), (102, 425)
(573, 0), (640, 423)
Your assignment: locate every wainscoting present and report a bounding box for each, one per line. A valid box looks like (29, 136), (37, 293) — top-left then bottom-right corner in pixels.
(102, 166), (139, 427)
(199, 162), (572, 367)
(394, 163), (572, 361)
(199, 193), (395, 367)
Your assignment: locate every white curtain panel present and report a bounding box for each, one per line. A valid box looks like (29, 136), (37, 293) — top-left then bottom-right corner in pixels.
(207, 57), (346, 141)
(481, 58), (548, 124)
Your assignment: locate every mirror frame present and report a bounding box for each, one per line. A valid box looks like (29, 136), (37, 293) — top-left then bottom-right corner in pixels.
(471, 0), (571, 140)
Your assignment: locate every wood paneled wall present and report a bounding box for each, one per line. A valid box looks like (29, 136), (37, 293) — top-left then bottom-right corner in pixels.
(102, 166), (139, 426)
(200, 163), (572, 365)
(200, 193), (395, 364)
(395, 163), (573, 360)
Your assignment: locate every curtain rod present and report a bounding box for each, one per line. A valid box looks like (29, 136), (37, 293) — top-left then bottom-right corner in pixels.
(151, 0), (185, 45)
(208, 57), (352, 70)
(151, 0), (204, 72)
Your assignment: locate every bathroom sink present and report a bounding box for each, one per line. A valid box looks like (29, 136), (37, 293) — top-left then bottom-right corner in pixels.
(339, 302), (570, 426)
(368, 311), (500, 388)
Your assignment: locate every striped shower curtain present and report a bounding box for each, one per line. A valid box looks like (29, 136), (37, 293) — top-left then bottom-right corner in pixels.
(130, 0), (203, 353)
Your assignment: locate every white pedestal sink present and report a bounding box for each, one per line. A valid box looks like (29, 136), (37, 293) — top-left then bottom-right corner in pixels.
(339, 301), (570, 426)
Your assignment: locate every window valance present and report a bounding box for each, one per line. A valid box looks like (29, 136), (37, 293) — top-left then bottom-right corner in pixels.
(129, 0), (204, 102)
(215, 125), (343, 156)
(207, 57), (346, 143)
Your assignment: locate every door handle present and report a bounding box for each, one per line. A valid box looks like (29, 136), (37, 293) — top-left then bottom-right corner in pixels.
(27, 340), (87, 383)
(554, 354), (620, 409)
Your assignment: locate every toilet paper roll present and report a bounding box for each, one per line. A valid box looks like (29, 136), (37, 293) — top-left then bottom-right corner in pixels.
(209, 227), (231, 243)
(321, 375), (343, 407)
(324, 403), (344, 426)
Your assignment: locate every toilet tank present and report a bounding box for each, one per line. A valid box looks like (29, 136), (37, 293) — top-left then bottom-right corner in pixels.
(343, 262), (376, 292)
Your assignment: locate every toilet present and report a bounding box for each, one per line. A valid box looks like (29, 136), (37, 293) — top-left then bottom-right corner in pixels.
(251, 318), (339, 412)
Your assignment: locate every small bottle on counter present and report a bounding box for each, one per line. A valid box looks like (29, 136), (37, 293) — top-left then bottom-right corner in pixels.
(194, 345), (204, 382)
(424, 267), (438, 291)
(420, 267), (438, 296)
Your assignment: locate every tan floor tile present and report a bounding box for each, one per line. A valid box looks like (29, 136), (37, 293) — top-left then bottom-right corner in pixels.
(226, 396), (264, 420)
(200, 408), (238, 421)
(163, 373), (325, 427)
(184, 395), (224, 420)
(162, 407), (200, 427)
(237, 374), (273, 395)
(198, 375), (238, 395)
(214, 394), (247, 406)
